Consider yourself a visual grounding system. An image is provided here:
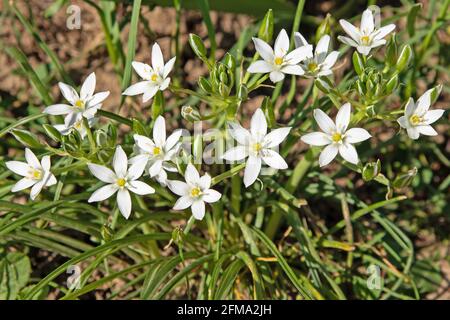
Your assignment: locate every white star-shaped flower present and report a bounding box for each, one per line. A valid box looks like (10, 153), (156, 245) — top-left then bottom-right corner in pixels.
(168, 164), (221, 220)
(6, 148), (57, 200)
(397, 89), (445, 140)
(294, 33), (339, 78)
(338, 8), (395, 56)
(301, 103), (371, 167)
(123, 43), (176, 103)
(88, 146), (155, 219)
(222, 108), (291, 187)
(247, 29), (312, 83)
(130, 115), (182, 186)
(53, 112), (97, 139)
(44, 72), (110, 122)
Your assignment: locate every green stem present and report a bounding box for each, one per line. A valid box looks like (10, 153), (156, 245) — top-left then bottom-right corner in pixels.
(83, 117), (96, 154)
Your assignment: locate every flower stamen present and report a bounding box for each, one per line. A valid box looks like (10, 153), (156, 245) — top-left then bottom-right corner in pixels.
(360, 35), (370, 45)
(190, 187), (201, 197)
(153, 146), (161, 155)
(253, 143), (263, 153)
(274, 57), (283, 66)
(74, 100), (85, 109)
(151, 74), (158, 82)
(409, 114), (422, 126)
(116, 178), (126, 187)
(332, 132), (342, 143)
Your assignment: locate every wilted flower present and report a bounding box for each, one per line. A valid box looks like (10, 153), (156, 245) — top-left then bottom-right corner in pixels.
(6, 148), (57, 200)
(294, 33), (339, 77)
(88, 146), (155, 219)
(247, 29), (312, 83)
(301, 103), (371, 167)
(397, 89), (445, 140)
(130, 115), (182, 186)
(338, 8), (395, 56)
(168, 164), (221, 220)
(123, 43), (176, 102)
(222, 108), (291, 187)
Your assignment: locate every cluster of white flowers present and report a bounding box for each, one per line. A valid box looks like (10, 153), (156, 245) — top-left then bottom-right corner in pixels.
(6, 8), (446, 221)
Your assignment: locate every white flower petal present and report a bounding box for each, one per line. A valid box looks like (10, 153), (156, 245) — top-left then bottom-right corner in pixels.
(165, 129), (182, 152)
(159, 78), (171, 91)
(132, 61), (152, 79)
(142, 85), (159, 102)
(416, 88), (433, 115)
(263, 127), (291, 148)
(46, 174), (57, 187)
(322, 51), (339, 70)
(338, 36), (358, 47)
(252, 37), (274, 62)
(406, 127), (420, 140)
(356, 45), (371, 56)
(202, 189), (221, 203)
(123, 81), (151, 96)
(228, 122), (251, 146)
(370, 39), (386, 49)
(244, 156), (261, 187)
(361, 9), (374, 34)
(88, 163), (116, 183)
(339, 19), (361, 42)
(191, 200), (206, 220)
(134, 134), (155, 151)
(294, 32), (309, 48)
(30, 180), (45, 200)
(88, 184), (118, 202)
(313, 109), (336, 134)
(11, 178), (36, 192)
(222, 146), (248, 161)
(185, 163), (200, 185)
(43, 104), (73, 115)
(424, 110), (445, 125)
(251, 108), (268, 138)
(153, 115), (166, 146)
(336, 103), (351, 133)
(247, 60), (274, 73)
(280, 64), (305, 76)
(88, 91), (109, 107)
(117, 189), (132, 219)
(269, 70), (285, 83)
(274, 29), (289, 57)
(25, 148), (41, 169)
(417, 125), (438, 136)
(405, 98), (416, 118)
(199, 173), (211, 190)
(40, 155), (51, 171)
(173, 195), (193, 210)
(319, 144), (338, 167)
(128, 180), (155, 195)
(58, 82), (78, 104)
(373, 24), (395, 40)
(163, 57), (176, 78)
(397, 115), (408, 129)
(6, 161), (31, 176)
(301, 132), (331, 146)
(80, 72), (96, 100)
(262, 149), (288, 169)
(168, 180), (189, 196)
(338, 143), (359, 164)
(113, 146), (128, 177)
(284, 45), (313, 64)
(315, 35), (330, 61)
(127, 160), (147, 180)
(152, 42), (165, 71)
(345, 128), (371, 143)
(149, 160), (162, 178)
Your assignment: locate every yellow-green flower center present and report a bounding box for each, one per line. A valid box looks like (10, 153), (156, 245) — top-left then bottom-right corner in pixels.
(31, 169), (42, 180)
(117, 178), (126, 187)
(253, 143), (263, 152)
(308, 62), (318, 72)
(274, 57), (283, 66)
(332, 132), (342, 143)
(74, 121), (82, 129)
(361, 35), (370, 45)
(153, 146), (161, 155)
(190, 187), (201, 197)
(75, 100), (85, 109)
(409, 114), (422, 126)
(151, 73), (158, 82)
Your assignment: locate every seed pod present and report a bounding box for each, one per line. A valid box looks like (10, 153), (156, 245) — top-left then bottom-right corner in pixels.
(188, 33), (207, 60)
(315, 13), (331, 44)
(362, 159), (381, 181)
(237, 84), (248, 101)
(223, 52), (236, 70)
(396, 45), (413, 72)
(352, 51), (364, 76)
(198, 76), (212, 93)
(386, 75), (399, 94)
(181, 105), (201, 122)
(258, 9), (273, 42)
(42, 124), (62, 142)
(393, 167), (418, 188)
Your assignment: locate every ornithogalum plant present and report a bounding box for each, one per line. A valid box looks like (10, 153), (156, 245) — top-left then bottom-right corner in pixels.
(1, 1), (448, 301)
